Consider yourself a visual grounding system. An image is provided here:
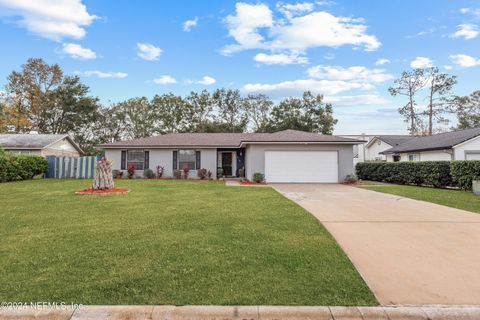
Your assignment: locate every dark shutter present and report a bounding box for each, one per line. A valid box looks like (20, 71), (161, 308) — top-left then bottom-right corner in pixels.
(121, 150), (127, 170)
(144, 151), (149, 169)
(173, 150), (178, 170)
(195, 151), (201, 169)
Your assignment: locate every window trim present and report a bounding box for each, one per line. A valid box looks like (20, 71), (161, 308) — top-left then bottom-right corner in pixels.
(127, 149), (145, 170)
(177, 149), (197, 171)
(408, 153), (420, 162)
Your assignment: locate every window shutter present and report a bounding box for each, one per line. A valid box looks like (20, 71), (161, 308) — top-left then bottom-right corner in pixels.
(144, 151), (150, 169)
(173, 150), (178, 170)
(121, 150), (127, 170)
(195, 151), (201, 169)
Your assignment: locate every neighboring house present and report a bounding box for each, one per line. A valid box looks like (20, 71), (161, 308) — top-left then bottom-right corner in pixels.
(339, 134), (374, 165)
(98, 129), (364, 183)
(364, 135), (413, 161)
(0, 134), (83, 157)
(381, 127), (480, 161)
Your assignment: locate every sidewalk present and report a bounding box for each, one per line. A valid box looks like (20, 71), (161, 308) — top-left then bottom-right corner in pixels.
(2, 305), (480, 320)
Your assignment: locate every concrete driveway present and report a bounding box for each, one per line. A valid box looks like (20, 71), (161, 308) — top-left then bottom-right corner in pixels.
(272, 184), (480, 305)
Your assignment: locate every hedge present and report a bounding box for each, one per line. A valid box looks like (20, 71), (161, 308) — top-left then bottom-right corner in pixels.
(0, 152), (48, 183)
(356, 160), (480, 190)
(451, 161), (480, 190)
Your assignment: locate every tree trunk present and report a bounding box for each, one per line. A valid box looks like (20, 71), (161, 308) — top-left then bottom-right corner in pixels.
(92, 159), (114, 190)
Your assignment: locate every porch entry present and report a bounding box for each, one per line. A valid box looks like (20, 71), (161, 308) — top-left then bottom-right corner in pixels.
(217, 148), (245, 177)
(221, 152), (233, 176)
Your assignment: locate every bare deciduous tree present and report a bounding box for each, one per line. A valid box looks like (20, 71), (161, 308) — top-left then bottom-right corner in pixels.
(388, 69), (426, 135)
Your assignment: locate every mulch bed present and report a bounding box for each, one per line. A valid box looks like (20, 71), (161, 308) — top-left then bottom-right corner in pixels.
(75, 188), (130, 196)
(240, 181), (267, 185)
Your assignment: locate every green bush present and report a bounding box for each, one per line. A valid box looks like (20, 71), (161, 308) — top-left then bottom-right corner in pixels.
(253, 172), (264, 183)
(451, 161), (480, 190)
(0, 153), (48, 183)
(356, 160), (480, 190)
(356, 161), (453, 188)
(143, 168), (155, 179)
(197, 168), (207, 180)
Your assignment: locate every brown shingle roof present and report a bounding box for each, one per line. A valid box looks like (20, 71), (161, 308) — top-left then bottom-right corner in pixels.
(98, 130), (363, 148)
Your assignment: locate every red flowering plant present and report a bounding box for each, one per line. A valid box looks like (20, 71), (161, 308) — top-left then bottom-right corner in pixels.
(182, 164), (190, 179)
(127, 163), (136, 179)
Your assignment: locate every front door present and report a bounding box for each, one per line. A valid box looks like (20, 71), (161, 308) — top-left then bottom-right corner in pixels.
(222, 152), (233, 176)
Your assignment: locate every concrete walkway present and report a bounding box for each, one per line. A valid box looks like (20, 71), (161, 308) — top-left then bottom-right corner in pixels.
(272, 184), (480, 305)
(2, 305), (480, 319)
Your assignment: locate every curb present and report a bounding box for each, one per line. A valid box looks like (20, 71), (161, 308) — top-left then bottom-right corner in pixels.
(2, 305), (480, 320)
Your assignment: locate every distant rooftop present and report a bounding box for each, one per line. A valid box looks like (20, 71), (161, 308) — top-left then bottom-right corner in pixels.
(0, 134), (70, 149)
(382, 128), (480, 154)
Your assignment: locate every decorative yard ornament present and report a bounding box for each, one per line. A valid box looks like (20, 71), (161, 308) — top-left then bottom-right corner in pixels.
(92, 158), (114, 190)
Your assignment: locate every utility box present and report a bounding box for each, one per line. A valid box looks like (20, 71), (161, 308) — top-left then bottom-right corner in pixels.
(473, 180), (480, 196)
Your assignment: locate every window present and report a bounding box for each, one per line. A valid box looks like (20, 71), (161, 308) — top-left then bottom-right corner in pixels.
(408, 154), (419, 162)
(127, 150), (144, 170)
(178, 149), (196, 170)
(377, 140), (381, 146)
(393, 155), (401, 162)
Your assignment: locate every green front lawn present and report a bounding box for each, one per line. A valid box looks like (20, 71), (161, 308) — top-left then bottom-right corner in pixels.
(0, 179), (376, 306)
(362, 185), (480, 213)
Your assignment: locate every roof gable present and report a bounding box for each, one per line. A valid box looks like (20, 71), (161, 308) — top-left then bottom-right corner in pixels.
(0, 134), (84, 154)
(366, 135), (413, 148)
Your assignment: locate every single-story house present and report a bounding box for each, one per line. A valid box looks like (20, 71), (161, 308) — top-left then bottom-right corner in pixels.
(364, 135), (414, 161)
(381, 127), (480, 162)
(0, 133), (83, 157)
(98, 129), (364, 183)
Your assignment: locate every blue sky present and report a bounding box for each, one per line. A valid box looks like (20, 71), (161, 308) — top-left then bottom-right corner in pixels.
(0, 0), (479, 134)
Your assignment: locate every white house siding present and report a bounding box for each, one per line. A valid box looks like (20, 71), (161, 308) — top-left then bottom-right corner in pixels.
(339, 135), (373, 165)
(105, 148), (217, 178)
(419, 150), (452, 161)
(245, 144), (354, 182)
(453, 136), (480, 160)
(365, 138), (392, 161)
(6, 149), (41, 156)
(387, 150), (452, 162)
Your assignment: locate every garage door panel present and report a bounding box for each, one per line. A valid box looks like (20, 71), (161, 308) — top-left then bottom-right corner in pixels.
(265, 151), (338, 183)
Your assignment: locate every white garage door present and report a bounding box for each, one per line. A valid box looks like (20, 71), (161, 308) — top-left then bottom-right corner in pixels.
(265, 151), (338, 183)
(466, 153), (480, 160)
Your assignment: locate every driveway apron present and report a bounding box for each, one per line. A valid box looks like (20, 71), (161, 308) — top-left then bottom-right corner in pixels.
(272, 184), (480, 305)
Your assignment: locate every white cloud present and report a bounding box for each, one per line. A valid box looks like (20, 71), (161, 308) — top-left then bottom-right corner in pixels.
(306, 65), (393, 83)
(460, 7), (480, 17)
(270, 11), (380, 52)
(444, 65), (453, 70)
(197, 76), (216, 85)
(375, 58), (390, 66)
(277, 2), (314, 20)
(77, 71), (127, 78)
(137, 43), (162, 61)
(410, 56), (433, 69)
(183, 16), (198, 32)
(324, 94), (389, 106)
(153, 75), (176, 85)
(243, 79), (369, 96)
(450, 24), (479, 40)
(0, 0), (96, 41)
(449, 54), (480, 68)
(61, 43), (96, 60)
(222, 3), (380, 55)
(254, 52), (308, 65)
(222, 3), (273, 55)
